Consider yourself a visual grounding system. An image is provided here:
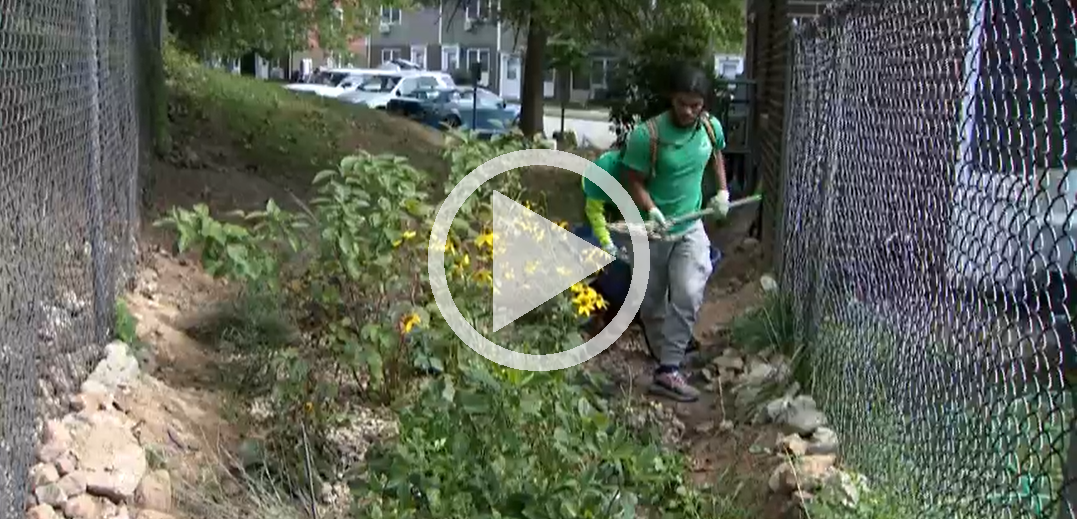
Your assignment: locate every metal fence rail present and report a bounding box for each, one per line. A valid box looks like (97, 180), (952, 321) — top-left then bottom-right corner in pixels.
(0, 0), (150, 514)
(780, 0), (1076, 517)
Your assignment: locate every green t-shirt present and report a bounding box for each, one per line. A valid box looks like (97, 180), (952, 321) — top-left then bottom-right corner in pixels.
(620, 112), (725, 236)
(581, 150), (622, 202)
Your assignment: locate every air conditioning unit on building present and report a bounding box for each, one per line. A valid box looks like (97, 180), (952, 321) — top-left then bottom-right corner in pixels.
(379, 22), (391, 34)
(464, 18), (475, 31)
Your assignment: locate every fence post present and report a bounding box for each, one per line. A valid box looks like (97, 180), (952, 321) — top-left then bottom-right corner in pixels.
(84, 0), (110, 345)
(805, 21), (849, 341)
(773, 21), (797, 281)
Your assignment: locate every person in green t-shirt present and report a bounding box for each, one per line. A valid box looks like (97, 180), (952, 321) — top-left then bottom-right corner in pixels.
(620, 63), (730, 403)
(581, 147), (631, 258)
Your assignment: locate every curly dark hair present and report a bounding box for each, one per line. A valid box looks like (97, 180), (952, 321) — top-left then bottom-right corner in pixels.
(668, 62), (712, 97)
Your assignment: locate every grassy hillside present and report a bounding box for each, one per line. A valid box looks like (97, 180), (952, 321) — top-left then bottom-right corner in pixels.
(162, 47), (449, 194)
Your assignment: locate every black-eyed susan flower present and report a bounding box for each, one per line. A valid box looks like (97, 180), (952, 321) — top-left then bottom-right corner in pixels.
(400, 313), (422, 334)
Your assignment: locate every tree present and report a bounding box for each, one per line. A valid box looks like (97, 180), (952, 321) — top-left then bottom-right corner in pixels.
(546, 35), (587, 138)
(606, 0), (745, 140)
(167, 0), (385, 59)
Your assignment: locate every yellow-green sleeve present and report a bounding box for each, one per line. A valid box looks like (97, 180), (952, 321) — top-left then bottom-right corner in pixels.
(585, 197), (612, 247)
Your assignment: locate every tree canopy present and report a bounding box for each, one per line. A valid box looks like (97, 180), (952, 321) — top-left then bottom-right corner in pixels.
(167, 0), (383, 58)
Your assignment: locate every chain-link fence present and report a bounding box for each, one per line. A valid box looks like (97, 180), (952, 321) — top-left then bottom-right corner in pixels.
(779, 0), (1075, 516)
(0, 0), (156, 514)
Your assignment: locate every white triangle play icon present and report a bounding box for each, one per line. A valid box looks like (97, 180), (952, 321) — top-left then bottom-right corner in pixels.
(491, 191), (615, 332)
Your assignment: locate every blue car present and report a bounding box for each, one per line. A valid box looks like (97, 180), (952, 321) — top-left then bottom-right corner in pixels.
(386, 86), (520, 137)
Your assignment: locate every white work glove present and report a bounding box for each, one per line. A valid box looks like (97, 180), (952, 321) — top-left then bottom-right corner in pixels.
(708, 190), (730, 220)
(647, 207), (669, 230)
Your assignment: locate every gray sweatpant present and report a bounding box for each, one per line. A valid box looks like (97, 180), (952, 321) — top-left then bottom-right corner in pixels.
(632, 220), (713, 369)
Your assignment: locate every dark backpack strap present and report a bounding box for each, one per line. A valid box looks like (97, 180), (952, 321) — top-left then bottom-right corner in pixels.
(699, 113), (722, 175)
(645, 118), (659, 177)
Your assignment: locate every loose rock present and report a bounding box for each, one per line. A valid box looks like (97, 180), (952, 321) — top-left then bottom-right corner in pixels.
(27, 504), (60, 519)
(807, 427), (839, 455)
(768, 454), (838, 495)
(712, 352), (744, 371)
(135, 470), (173, 512)
(55, 454), (77, 476)
(785, 407), (827, 436)
(34, 483), (67, 507)
(66, 407), (147, 503)
(57, 472), (88, 498)
(62, 494), (98, 519)
(31, 463), (60, 488)
(85, 341), (140, 393)
(38, 442), (69, 464)
(44, 420), (72, 446)
(776, 433), (808, 457)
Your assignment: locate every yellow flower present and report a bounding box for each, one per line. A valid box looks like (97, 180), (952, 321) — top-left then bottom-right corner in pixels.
(557, 221), (569, 229)
(400, 313), (422, 334)
(473, 269), (493, 284)
(475, 231), (495, 249)
(304, 401), (314, 415)
(444, 239), (457, 255)
(570, 285), (607, 318)
(392, 230), (418, 247)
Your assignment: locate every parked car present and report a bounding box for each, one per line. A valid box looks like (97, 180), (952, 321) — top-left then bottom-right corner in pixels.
(283, 68), (404, 99)
(386, 86), (520, 136)
(337, 71), (455, 109)
(377, 58), (424, 71)
(283, 68), (360, 95)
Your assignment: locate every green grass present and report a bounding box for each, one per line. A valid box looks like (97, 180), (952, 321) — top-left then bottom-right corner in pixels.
(163, 45), (449, 193)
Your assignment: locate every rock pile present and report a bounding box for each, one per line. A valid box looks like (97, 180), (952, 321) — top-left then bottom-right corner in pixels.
(26, 342), (178, 519)
(699, 346), (793, 411)
(698, 338), (863, 517)
(760, 392), (862, 517)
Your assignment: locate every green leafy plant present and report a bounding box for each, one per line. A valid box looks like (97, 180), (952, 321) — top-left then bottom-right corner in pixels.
(114, 299), (139, 346)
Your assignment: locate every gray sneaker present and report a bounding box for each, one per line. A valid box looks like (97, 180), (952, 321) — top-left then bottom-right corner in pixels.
(649, 370), (700, 402)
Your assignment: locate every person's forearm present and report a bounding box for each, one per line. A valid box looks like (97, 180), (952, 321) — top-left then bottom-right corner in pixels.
(625, 169), (656, 211)
(585, 198), (613, 246)
(714, 151), (728, 192)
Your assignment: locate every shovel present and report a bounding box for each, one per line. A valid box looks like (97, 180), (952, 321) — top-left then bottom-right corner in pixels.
(606, 194), (763, 264)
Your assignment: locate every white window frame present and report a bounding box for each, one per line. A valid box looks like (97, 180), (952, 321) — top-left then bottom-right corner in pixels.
(381, 48), (402, 65)
(380, 6), (402, 24)
(410, 45), (428, 69)
(441, 44), (460, 72)
(465, 48), (491, 85)
(466, 0), (492, 20)
(591, 57), (613, 89)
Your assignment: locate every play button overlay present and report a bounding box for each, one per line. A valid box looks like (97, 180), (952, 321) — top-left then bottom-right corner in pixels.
(428, 148), (651, 371)
(491, 191), (615, 331)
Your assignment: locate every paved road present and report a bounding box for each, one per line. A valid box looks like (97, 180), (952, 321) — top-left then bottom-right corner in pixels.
(543, 116), (616, 149)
